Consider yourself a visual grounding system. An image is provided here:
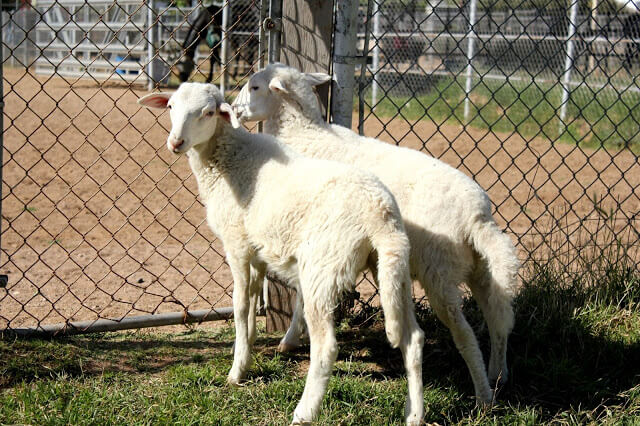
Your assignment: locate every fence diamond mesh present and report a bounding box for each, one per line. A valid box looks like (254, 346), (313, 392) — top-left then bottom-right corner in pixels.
(1, 0), (639, 334)
(354, 0), (640, 309)
(0, 0), (264, 332)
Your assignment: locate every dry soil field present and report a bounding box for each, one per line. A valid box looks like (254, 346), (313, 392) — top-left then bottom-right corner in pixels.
(1, 68), (638, 329)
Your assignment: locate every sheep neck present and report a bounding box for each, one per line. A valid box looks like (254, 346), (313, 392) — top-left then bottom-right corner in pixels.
(266, 92), (324, 139)
(188, 121), (285, 208)
(187, 121), (240, 197)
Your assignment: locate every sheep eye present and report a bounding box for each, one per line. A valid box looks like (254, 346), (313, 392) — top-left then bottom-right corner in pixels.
(250, 86), (259, 91)
(205, 111), (215, 117)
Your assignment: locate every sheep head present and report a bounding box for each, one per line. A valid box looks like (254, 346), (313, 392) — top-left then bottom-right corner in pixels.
(138, 83), (239, 154)
(233, 63), (331, 123)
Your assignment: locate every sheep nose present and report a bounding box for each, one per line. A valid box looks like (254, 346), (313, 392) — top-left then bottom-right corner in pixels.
(233, 104), (248, 122)
(168, 137), (184, 152)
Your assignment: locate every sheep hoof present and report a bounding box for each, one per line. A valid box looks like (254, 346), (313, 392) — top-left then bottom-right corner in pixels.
(277, 341), (299, 353)
(226, 374), (243, 387)
(476, 391), (495, 409)
(405, 416), (422, 426)
(289, 414), (312, 425)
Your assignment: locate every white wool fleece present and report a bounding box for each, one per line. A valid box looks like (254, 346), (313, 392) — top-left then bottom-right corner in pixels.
(234, 64), (521, 405)
(138, 82), (425, 426)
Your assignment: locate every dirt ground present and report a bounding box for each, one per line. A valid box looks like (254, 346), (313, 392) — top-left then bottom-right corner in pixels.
(1, 68), (638, 329)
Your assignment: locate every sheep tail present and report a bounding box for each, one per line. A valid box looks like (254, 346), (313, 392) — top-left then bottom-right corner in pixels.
(372, 231), (413, 349)
(469, 218), (520, 333)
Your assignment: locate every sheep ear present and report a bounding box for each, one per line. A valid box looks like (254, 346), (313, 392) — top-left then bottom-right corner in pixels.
(137, 92), (173, 109)
(218, 103), (241, 129)
(232, 82), (249, 107)
(303, 72), (332, 87)
(268, 77), (288, 94)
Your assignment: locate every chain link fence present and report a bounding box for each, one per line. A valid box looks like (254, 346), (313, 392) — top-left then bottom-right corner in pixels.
(0, 0), (264, 333)
(353, 0), (640, 309)
(2, 0), (639, 334)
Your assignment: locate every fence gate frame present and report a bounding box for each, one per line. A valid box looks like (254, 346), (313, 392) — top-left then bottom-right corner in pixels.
(1, 0), (357, 337)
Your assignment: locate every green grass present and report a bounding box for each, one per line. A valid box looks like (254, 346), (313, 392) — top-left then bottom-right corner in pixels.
(1, 256), (639, 424)
(364, 76), (640, 152)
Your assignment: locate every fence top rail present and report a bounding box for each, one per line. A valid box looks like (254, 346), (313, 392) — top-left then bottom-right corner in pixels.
(35, 0), (145, 6)
(364, 31), (640, 44)
(35, 21), (146, 30)
(35, 41), (147, 53)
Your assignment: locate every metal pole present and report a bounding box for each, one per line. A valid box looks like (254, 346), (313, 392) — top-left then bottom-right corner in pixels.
(331, 0), (359, 128)
(258, 0), (268, 70)
(463, 0), (478, 123)
(220, 0), (230, 96)
(21, 8), (27, 68)
(371, 0), (380, 111)
(559, 0), (580, 130)
(7, 10), (15, 68)
(9, 307), (234, 337)
(257, 0), (269, 108)
(147, 0), (155, 91)
(589, 0), (599, 73)
(358, 0), (375, 135)
(268, 0), (282, 63)
(0, 11), (7, 289)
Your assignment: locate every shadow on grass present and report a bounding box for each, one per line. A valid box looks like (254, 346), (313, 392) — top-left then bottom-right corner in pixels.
(324, 257), (640, 421)
(0, 328), (282, 388)
(500, 265), (640, 416)
(1, 258), (638, 422)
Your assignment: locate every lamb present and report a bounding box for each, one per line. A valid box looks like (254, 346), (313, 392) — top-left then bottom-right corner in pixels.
(233, 63), (521, 405)
(137, 83), (425, 425)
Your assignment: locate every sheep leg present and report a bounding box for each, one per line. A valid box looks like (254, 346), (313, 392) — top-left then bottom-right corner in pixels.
(278, 290), (306, 352)
(280, 252), (380, 354)
(368, 255), (424, 424)
(291, 300), (337, 425)
(429, 291), (493, 405)
(468, 261), (513, 386)
(399, 294), (425, 425)
(248, 264), (266, 347)
(227, 255), (253, 385)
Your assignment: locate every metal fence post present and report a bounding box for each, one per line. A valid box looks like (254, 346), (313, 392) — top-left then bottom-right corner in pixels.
(463, 0), (479, 123)
(559, 0), (580, 131)
(268, 0), (282, 63)
(589, 0), (599, 73)
(258, 0), (268, 70)
(220, 0), (230, 96)
(264, 0), (286, 334)
(147, 0), (155, 91)
(258, 0), (269, 311)
(371, 0), (381, 111)
(0, 10), (7, 289)
(332, 0), (359, 128)
(359, 0), (375, 136)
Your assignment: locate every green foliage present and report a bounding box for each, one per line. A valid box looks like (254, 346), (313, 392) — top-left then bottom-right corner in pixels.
(171, 0), (191, 9)
(363, 76), (640, 152)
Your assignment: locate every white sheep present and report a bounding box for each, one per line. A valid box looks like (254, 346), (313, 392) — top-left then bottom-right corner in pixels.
(138, 83), (425, 425)
(233, 63), (521, 405)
